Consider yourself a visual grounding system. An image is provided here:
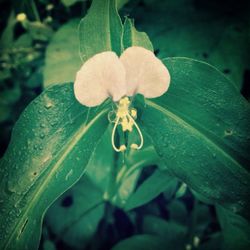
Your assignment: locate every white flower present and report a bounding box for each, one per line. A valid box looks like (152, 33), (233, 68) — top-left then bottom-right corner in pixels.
(74, 46), (171, 152)
(74, 46), (170, 107)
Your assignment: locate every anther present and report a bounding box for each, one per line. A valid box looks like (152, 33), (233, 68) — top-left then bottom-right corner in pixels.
(119, 145), (127, 151)
(130, 143), (139, 149)
(110, 97), (144, 152)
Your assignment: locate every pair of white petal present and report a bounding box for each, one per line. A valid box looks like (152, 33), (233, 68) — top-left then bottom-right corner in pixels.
(74, 46), (171, 107)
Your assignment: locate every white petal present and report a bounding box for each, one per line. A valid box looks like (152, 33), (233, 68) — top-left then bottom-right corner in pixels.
(120, 46), (170, 98)
(74, 51), (126, 107)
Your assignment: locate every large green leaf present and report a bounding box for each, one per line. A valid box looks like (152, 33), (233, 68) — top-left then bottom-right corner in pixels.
(43, 19), (82, 88)
(0, 83), (109, 250)
(216, 205), (250, 250)
(141, 57), (250, 220)
(78, 0), (123, 61)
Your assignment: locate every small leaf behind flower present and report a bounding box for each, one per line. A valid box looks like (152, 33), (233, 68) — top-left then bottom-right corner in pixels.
(123, 17), (154, 51)
(79, 0), (123, 62)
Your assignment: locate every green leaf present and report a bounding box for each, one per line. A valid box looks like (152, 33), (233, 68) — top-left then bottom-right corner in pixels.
(216, 205), (250, 250)
(43, 19), (82, 88)
(0, 11), (15, 48)
(141, 57), (250, 220)
(45, 176), (104, 249)
(26, 21), (53, 41)
(199, 232), (222, 250)
(117, 0), (130, 9)
(85, 127), (162, 208)
(111, 234), (165, 250)
(61, 0), (82, 7)
(0, 83), (109, 250)
(79, 0), (123, 62)
(168, 200), (188, 225)
(123, 17), (153, 51)
(142, 215), (186, 249)
(124, 169), (176, 210)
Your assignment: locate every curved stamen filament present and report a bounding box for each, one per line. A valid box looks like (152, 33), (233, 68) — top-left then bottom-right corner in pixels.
(111, 117), (126, 152)
(127, 114), (144, 150)
(110, 97), (144, 152)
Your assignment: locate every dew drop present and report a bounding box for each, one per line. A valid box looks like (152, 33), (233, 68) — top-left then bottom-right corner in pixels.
(224, 128), (233, 136)
(50, 120), (57, 127)
(40, 133), (45, 139)
(45, 102), (53, 109)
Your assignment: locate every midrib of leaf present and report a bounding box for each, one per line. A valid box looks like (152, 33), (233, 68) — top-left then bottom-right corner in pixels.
(103, 0), (111, 51)
(3, 108), (109, 249)
(145, 100), (249, 180)
(109, 0), (123, 53)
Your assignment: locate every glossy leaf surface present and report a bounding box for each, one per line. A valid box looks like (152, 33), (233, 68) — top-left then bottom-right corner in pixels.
(0, 83), (109, 250)
(43, 19), (82, 87)
(79, 0), (123, 61)
(123, 17), (153, 51)
(141, 57), (250, 220)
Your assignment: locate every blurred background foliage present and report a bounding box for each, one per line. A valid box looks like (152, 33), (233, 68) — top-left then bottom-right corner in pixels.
(0, 0), (249, 250)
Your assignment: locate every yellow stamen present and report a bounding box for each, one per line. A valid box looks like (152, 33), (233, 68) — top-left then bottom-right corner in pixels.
(111, 97), (144, 152)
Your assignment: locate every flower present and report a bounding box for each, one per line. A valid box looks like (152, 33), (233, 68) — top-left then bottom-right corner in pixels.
(74, 46), (170, 152)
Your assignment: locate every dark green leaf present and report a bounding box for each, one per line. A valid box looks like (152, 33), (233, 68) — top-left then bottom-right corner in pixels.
(124, 169), (175, 210)
(45, 176), (104, 249)
(143, 215), (186, 249)
(111, 234), (165, 250)
(137, 0), (250, 89)
(61, 0), (82, 7)
(117, 0), (130, 9)
(142, 57), (250, 220)
(0, 11), (15, 48)
(216, 205), (250, 250)
(0, 83), (109, 250)
(85, 127), (162, 208)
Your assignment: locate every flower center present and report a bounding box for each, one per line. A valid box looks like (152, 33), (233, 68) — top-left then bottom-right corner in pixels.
(109, 97), (143, 152)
